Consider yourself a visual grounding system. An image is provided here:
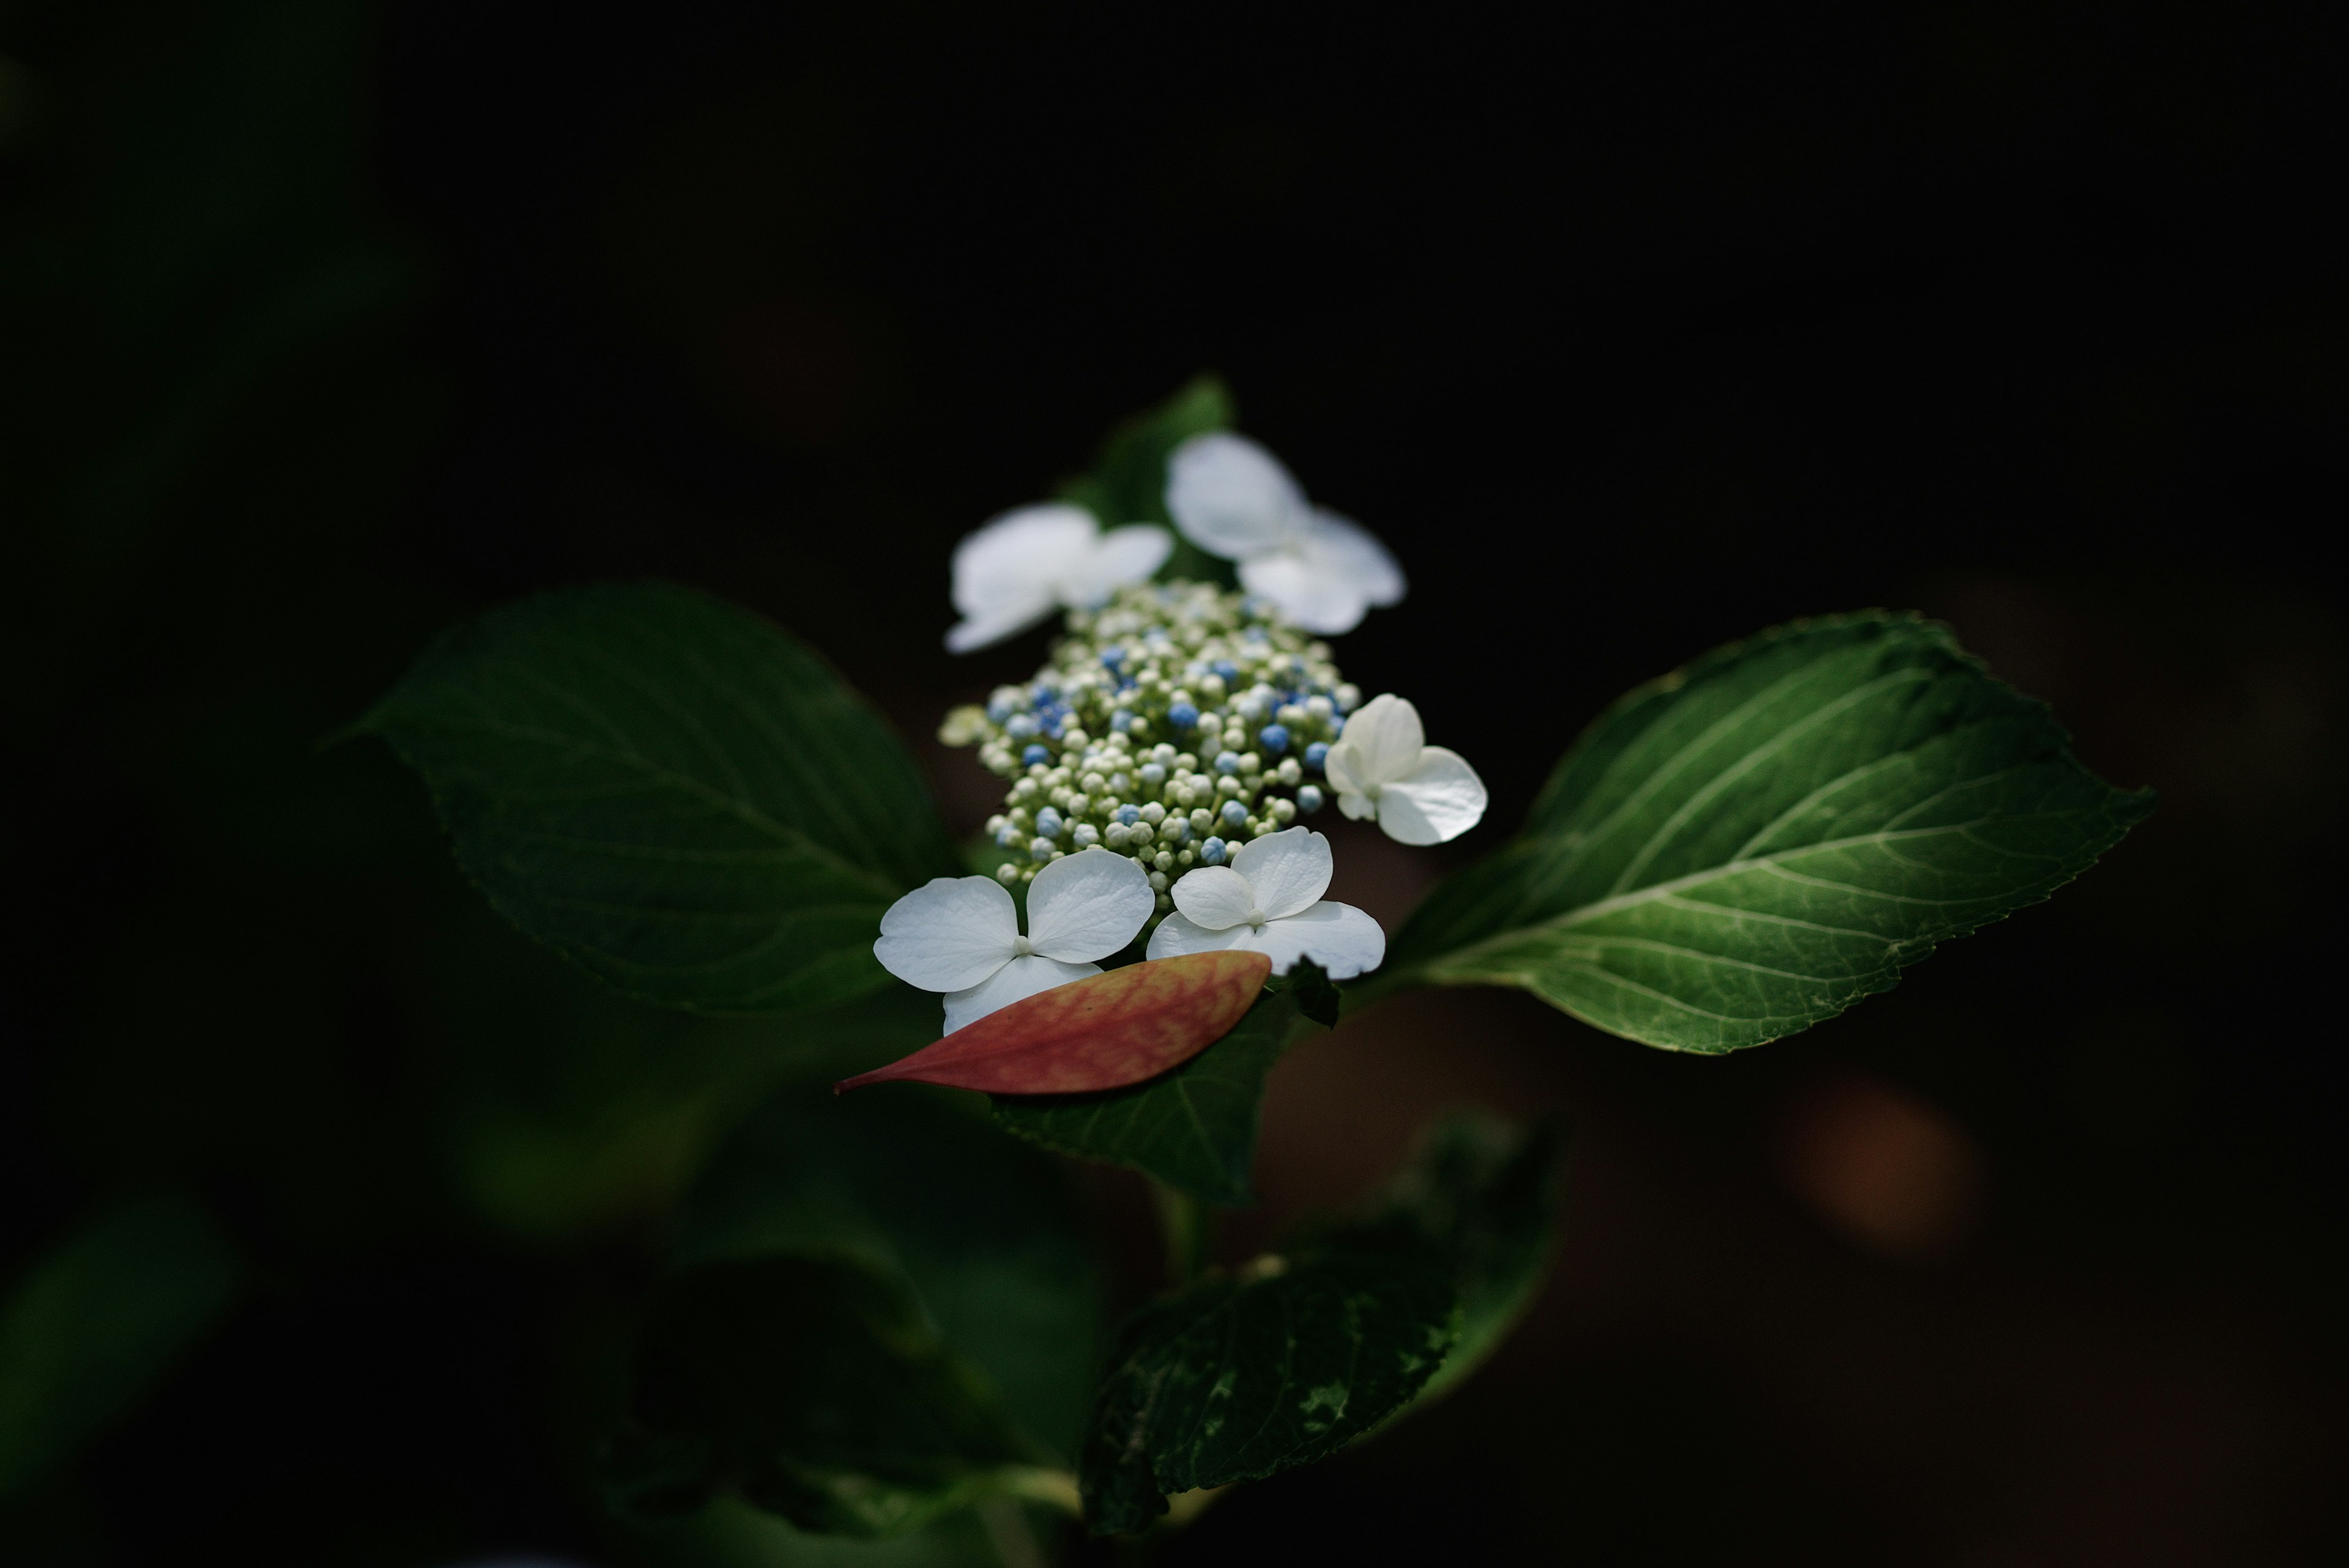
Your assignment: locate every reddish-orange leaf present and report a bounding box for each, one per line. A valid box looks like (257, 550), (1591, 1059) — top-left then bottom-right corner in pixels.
(835, 951), (1273, 1096)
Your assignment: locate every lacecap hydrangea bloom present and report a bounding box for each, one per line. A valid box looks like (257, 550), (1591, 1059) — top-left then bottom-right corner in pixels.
(938, 581), (1365, 908)
(1163, 431), (1405, 636)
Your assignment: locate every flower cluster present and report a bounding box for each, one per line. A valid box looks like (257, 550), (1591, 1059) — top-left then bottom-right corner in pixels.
(940, 581), (1363, 905)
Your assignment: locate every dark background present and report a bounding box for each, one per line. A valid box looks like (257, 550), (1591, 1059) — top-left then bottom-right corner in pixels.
(4, 1), (2344, 1562)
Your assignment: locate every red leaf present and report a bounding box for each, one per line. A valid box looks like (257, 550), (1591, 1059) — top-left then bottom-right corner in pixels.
(835, 951), (1274, 1096)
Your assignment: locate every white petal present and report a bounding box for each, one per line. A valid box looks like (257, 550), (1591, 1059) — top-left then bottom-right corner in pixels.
(1168, 864), (1256, 931)
(1147, 902), (1387, 979)
(946, 593), (1058, 653)
(1253, 901), (1387, 979)
(941, 954), (1099, 1033)
(1237, 551), (1371, 635)
(1025, 847), (1156, 962)
(1335, 789), (1378, 822)
(1145, 911), (1245, 962)
(1301, 510), (1406, 608)
(874, 876), (1019, 992)
(1378, 746), (1489, 845)
(1053, 524), (1173, 609)
(1337, 694), (1426, 787)
(1227, 827), (1332, 921)
(1164, 432), (1308, 560)
(1322, 737), (1370, 799)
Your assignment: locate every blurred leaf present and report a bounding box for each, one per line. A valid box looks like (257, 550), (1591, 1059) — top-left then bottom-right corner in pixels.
(675, 1085), (1105, 1460)
(1378, 1116), (1563, 1402)
(1385, 612), (2154, 1052)
(434, 907), (941, 1241)
(990, 985), (1316, 1206)
(0, 1191), (242, 1504)
(1080, 1230), (1456, 1534)
(355, 582), (960, 1014)
(605, 1253), (1070, 1538)
(1055, 374), (1233, 584)
(628, 1493), (1023, 1568)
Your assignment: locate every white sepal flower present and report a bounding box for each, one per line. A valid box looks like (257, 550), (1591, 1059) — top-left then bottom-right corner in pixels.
(1163, 433), (1404, 635)
(1145, 827), (1385, 978)
(947, 503), (1173, 653)
(875, 848), (1154, 1031)
(1322, 694), (1487, 845)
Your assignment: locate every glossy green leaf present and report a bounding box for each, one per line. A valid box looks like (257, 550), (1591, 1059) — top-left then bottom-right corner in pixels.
(1080, 1230), (1457, 1534)
(991, 984), (1315, 1207)
(1384, 612), (2153, 1052)
(0, 1191), (242, 1503)
(355, 582), (959, 1013)
(674, 1085), (1106, 1461)
(1055, 374), (1234, 584)
(606, 1252), (1072, 1539)
(1380, 1116), (1563, 1402)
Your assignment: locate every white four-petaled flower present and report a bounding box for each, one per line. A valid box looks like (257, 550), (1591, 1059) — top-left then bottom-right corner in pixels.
(1323, 694), (1487, 845)
(1145, 828), (1386, 978)
(1163, 433), (1405, 635)
(876, 849), (1154, 1032)
(946, 504), (1173, 653)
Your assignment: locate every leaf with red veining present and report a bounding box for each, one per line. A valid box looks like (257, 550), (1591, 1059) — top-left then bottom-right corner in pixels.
(836, 953), (1272, 1096)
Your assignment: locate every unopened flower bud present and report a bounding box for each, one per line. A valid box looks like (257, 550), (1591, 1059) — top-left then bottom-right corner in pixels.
(1296, 784), (1325, 814)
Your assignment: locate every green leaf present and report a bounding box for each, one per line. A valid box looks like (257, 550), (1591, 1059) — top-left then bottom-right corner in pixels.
(990, 984), (1315, 1207)
(606, 1252), (1071, 1538)
(1055, 374), (1234, 584)
(1080, 1232), (1457, 1534)
(1378, 1117), (1564, 1402)
(1384, 612), (2153, 1052)
(0, 1191), (242, 1504)
(355, 581), (960, 1014)
(674, 1085), (1107, 1462)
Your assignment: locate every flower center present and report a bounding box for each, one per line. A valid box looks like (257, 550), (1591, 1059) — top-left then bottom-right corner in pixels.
(1011, 934), (1034, 958)
(1244, 905), (1267, 931)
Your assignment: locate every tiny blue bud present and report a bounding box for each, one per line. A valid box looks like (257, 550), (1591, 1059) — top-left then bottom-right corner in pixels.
(1034, 806), (1064, 836)
(1296, 784), (1325, 814)
(1220, 800), (1248, 830)
(1116, 804), (1141, 826)
(986, 694), (1016, 723)
(1022, 743), (1050, 767)
(1199, 836), (1228, 865)
(1215, 751), (1242, 776)
(1100, 646), (1124, 669)
(1139, 762), (1167, 786)
(1258, 723), (1290, 754)
(1111, 708), (1135, 733)
(1072, 823), (1100, 847)
(1168, 702), (1200, 730)
(1006, 714), (1037, 740)
(1213, 660), (1239, 682)
(996, 823), (1024, 846)
(1030, 836), (1056, 862)
(1304, 741), (1329, 772)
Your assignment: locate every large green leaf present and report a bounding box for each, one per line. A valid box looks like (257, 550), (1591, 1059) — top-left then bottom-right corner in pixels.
(1383, 612), (2153, 1052)
(1080, 1229), (1457, 1534)
(605, 1252), (1072, 1539)
(674, 1084), (1106, 1462)
(990, 984), (1318, 1207)
(355, 581), (959, 1013)
(0, 1191), (242, 1504)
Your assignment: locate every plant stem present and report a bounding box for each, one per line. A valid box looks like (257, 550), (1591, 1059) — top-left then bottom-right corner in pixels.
(1148, 1176), (1214, 1286)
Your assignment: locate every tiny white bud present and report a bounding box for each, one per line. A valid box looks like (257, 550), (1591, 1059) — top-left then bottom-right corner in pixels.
(1189, 808), (1213, 833)
(1130, 822), (1154, 846)
(995, 862), (1020, 883)
(1239, 752), (1261, 775)
(1154, 850), (1175, 872)
(1105, 823), (1131, 848)
(1156, 891), (1173, 912)
(1148, 871), (1169, 891)
(1215, 776), (1242, 798)
(1139, 802), (1165, 825)
(1072, 823), (1100, 847)
(1177, 849), (1195, 866)
(1276, 758), (1302, 786)
(1062, 727), (1089, 747)
(1082, 772), (1106, 793)
(985, 814), (1008, 834)
(1271, 798), (1297, 824)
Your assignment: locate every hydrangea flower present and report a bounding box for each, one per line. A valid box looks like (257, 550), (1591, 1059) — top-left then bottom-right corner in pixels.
(1163, 433), (1405, 635)
(1145, 827), (1385, 978)
(875, 848), (1154, 1031)
(1323, 693), (1488, 845)
(938, 581), (1358, 896)
(946, 503), (1173, 652)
